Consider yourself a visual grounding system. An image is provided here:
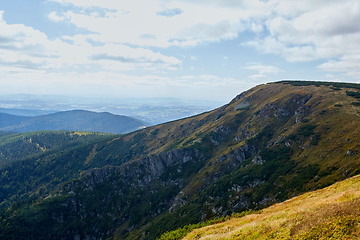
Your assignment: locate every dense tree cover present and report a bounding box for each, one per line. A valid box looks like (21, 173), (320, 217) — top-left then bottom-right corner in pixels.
(0, 131), (115, 166)
(0, 126), (325, 240)
(0, 131), (117, 207)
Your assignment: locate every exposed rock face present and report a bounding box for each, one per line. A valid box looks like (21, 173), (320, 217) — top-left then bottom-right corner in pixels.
(58, 147), (207, 239)
(234, 101), (250, 110)
(251, 155), (264, 165)
(228, 144), (257, 164)
(248, 179), (265, 188)
(75, 148), (204, 190)
(142, 149), (200, 176)
(85, 166), (120, 188)
(229, 88), (254, 105)
(257, 94), (312, 121)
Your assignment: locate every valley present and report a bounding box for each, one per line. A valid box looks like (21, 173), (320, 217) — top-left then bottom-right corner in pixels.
(1, 81), (360, 239)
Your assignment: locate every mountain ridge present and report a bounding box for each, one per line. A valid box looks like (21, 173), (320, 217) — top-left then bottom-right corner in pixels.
(0, 109), (148, 134)
(2, 81), (360, 239)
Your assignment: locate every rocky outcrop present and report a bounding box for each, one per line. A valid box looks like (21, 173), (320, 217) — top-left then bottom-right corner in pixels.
(229, 88), (254, 105)
(85, 166), (120, 187)
(69, 148), (204, 192)
(257, 94), (312, 121)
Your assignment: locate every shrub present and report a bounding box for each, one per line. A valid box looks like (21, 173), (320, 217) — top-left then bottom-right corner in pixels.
(298, 124), (316, 137)
(346, 91), (360, 98)
(150, 129), (159, 136)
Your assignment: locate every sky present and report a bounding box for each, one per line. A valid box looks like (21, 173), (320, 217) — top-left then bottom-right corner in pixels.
(0, 0), (359, 103)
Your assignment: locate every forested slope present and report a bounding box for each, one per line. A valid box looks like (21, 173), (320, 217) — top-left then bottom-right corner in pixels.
(2, 81), (360, 239)
(0, 131), (116, 207)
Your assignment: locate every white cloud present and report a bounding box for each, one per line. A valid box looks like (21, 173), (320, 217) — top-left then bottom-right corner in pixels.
(0, 12), (181, 73)
(2, 0), (360, 100)
(50, 0), (360, 81)
(0, 65), (250, 101)
(0, 11), (56, 70)
(198, 74), (242, 86)
(244, 65), (283, 74)
(318, 55), (360, 79)
(156, 8), (183, 17)
(48, 12), (64, 22)
(248, 74), (268, 80)
(50, 0), (268, 48)
(325, 74), (335, 79)
(242, 0), (360, 79)
(243, 64), (284, 80)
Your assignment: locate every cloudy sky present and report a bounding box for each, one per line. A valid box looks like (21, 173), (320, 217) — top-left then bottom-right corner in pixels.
(0, 0), (359, 102)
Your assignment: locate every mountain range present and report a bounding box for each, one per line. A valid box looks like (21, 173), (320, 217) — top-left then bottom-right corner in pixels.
(1, 81), (360, 239)
(0, 95), (222, 124)
(0, 110), (148, 134)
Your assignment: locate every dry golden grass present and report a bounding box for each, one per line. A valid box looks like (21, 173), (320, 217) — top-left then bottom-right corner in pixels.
(183, 174), (360, 240)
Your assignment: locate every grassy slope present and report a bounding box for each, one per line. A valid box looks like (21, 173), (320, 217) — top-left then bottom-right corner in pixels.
(182, 174), (360, 240)
(178, 82), (360, 198)
(2, 82), (360, 239)
(133, 82), (360, 238)
(128, 82), (360, 173)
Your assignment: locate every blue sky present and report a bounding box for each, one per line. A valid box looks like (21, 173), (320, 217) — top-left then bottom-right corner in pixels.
(0, 0), (359, 103)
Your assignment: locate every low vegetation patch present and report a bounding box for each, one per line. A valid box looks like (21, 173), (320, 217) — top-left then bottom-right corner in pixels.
(157, 210), (256, 240)
(347, 91), (360, 98)
(331, 87), (342, 91)
(297, 124), (316, 137)
(279, 80), (360, 90)
(178, 175), (360, 240)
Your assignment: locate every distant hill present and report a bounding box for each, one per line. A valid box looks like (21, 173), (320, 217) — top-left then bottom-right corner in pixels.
(2, 81), (360, 239)
(0, 95), (222, 124)
(0, 108), (55, 116)
(0, 110), (149, 134)
(0, 131), (14, 137)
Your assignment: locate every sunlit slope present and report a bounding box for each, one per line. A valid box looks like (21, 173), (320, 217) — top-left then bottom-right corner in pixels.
(123, 81), (360, 200)
(119, 81), (360, 238)
(181, 174), (360, 240)
(2, 81), (360, 240)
